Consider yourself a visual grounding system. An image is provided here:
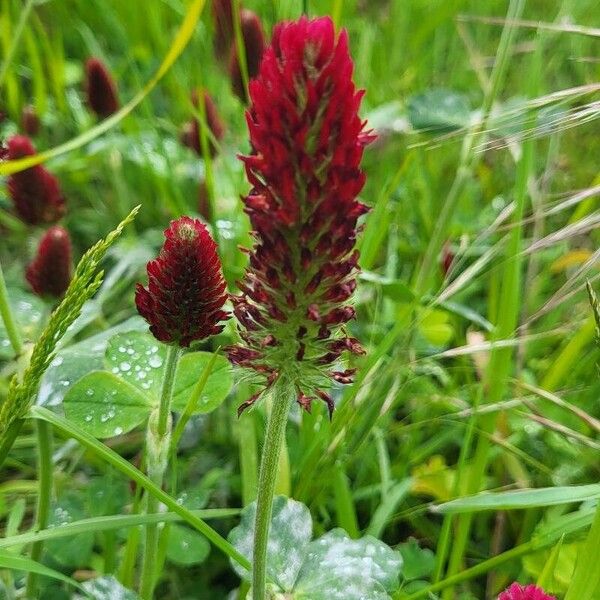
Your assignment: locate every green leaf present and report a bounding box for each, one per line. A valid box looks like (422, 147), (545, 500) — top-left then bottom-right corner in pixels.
(38, 317), (146, 408)
(434, 484), (600, 514)
(172, 351), (232, 414)
(294, 529), (402, 599)
(46, 494), (94, 568)
(63, 371), (152, 439)
(80, 576), (141, 599)
(228, 496), (402, 599)
(398, 538), (435, 582)
(228, 496), (312, 590)
(0, 289), (45, 360)
(104, 331), (232, 415)
(407, 88), (472, 133)
(418, 308), (454, 346)
(104, 331), (166, 400)
(166, 524), (210, 566)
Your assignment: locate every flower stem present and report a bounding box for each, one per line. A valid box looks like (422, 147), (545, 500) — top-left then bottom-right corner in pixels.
(0, 262), (23, 357)
(25, 419), (53, 598)
(140, 344), (182, 600)
(252, 377), (294, 600)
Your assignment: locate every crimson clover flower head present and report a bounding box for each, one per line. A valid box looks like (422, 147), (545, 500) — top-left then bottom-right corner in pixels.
(7, 135), (66, 225)
(498, 583), (556, 600)
(85, 57), (119, 118)
(227, 16), (374, 416)
(180, 89), (225, 157)
(26, 226), (72, 299)
(21, 105), (40, 136)
(135, 217), (229, 348)
(228, 9), (266, 102)
(212, 0), (236, 60)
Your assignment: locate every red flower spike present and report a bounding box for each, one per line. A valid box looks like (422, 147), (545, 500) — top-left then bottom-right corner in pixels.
(85, 58), (119, 118)
(21, 105), (40, 136)
(212, 0), (236, 61)
(26, 226), (72, 299)
(498, 584), (556, 600)
(135, 217), (229, 347)
(227, 17), (372, 416)
(229, 9), (266, 102)
(181, 90), (225, 157)
(7, 135), (66, 225)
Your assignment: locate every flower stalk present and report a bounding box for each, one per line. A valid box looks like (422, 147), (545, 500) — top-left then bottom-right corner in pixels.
(252, 376), (295, 600)
(139, 344), (182, 600)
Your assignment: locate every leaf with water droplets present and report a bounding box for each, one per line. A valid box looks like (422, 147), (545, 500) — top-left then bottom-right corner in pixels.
(228, 496), (312, 590)
(80, 575), (141, 599)
(46, 494), (94, 568)
(104, 331), (167, 399)
(172, 352), (233, 414)
(293, 529), (403, 599)
(0, 288), (45, 360)
(166, 524), (210, 566)
(63, 371), (152, 438)
(38, 317), (146, 407)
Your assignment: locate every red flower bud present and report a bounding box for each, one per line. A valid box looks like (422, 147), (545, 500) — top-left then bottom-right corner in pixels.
(498, 584), (556, 600)
(26, 226), (72, 299)
(6, 135), (66, 225)
(180, 90), (225, 157)
(227, 17), (372, 415)
(85, 57), (119, 118)
(21, 105), (40, 136)
(229, 9), (266, 102)
(135, 217), (229, 347)
(212, 0), (236, 61)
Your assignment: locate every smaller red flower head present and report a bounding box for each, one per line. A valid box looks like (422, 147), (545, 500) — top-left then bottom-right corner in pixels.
(229, 9), (266, 102)
(135, 217), (229, 347)
(6, 135), (66, 225)
(85, 57), (119, 118)
(212, 0), (235, 60)
(26, 226), (72, 299)
(498, 583), (556, 600)
(21, 105), (40, 136)
(180, 90), (225, 157)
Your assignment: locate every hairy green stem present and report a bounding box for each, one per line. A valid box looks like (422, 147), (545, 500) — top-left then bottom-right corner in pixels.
(253, 377), (294, 600)
(140, 345), (182, 600)
(25, 419), (53, 598)
(0, 262), (23, 357)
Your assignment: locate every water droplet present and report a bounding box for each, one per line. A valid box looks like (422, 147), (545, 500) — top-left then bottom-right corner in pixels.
(118, 346), (127, 353)
(114, 426), (123, 436)
(50, 356), (63, 367)
(84, 414), (93, 422)
(120, 361), (131, 372)
(126, 348), (135, 355)
(86, 389), (94, 397)
(60, 380), (70, 387)
(148, 355), (163, 369)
